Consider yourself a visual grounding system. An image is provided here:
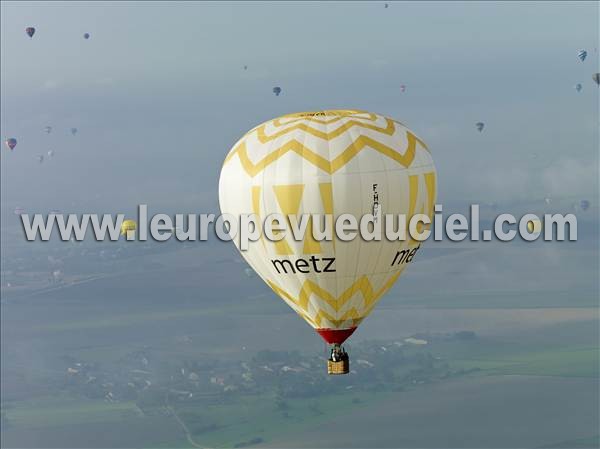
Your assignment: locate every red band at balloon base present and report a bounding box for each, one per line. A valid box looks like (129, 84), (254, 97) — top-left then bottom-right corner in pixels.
(316, 327), (357, 345)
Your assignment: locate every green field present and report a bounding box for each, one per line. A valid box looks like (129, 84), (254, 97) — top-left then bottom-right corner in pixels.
(449, 346), (599, 378)
(1, 390), (394, 448)
(542, 435), (600, 448)
(2, 396), (141, 428)
(4, 331), (597, 448)
(390, 288), (599, 309)
(168, 392), (387, 448)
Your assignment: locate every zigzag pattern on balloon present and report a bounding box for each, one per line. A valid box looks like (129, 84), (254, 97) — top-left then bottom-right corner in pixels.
(256, 117), (396, 143)
(267, 270), (402, 329)
(224, 131), (427, 177)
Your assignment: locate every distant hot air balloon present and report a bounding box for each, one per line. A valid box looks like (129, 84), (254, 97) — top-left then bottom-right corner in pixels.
(5, 138), (17, 150)
(121, 219), (137, 238)
(400, 84), (406, 93)
(52, 270), (63, 282)
(25, 27), (35, 38)
(47, 149), (54, 158)
(575, 83), (582, 92)
(83, 33), (90, 39)
(272, 86), (282, 96)
(475, 122), (485, 132)
(244, 65), (248, 70)
(580, 200), (590, 211)
(577, 49), (587, 62)
(36, 154), (44, 164)
(384, 3), (389, 8)
(70, 127), (78, 136)
(593, 73), (600, 86)
(14, 207), (25, 216)
(44, 126), (52, 134)
(527, 218), (542, 236)
(219, 110), (437, 374)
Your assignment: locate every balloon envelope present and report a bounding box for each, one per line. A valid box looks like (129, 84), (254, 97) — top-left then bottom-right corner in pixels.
(593, 73), (600, 85)
(83, 33), (90, 39)
(5, 138), (17, 150)
(120, 219), (137, 237)
(70, 128), (78, 135)
(578, 49), (587, 61)
(219, 110), (437, 345)
(575, 83), (582, 92)
(272, 86), (282, 96)
(476, 122), (485, 132)
(580, 200), (590, 211)
(527, 219), (542, 236)
(25, 27), (35, 38)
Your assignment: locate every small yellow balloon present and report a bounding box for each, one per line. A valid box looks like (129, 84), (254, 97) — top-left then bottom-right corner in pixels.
(120, 219), (137, 237)
(527, 219), (542, 234)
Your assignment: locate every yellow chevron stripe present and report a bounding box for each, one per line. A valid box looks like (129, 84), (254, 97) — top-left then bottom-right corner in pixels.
(256, 117), (395, 143)
(224, 131), (425, 176)
(358, 271), (402, 318)
(266, 269), (403, 329)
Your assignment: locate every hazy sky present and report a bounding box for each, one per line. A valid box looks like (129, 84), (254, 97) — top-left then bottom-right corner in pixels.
(1, 1), (598, 218)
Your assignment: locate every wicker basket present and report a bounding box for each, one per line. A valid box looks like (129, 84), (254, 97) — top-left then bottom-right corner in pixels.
(327, 358), (350, 375)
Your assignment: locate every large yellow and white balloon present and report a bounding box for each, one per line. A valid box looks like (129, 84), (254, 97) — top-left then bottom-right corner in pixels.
(219, 110), (436, 345)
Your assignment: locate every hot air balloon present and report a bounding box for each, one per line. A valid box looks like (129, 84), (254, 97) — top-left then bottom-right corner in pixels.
(475, 122), (484, 132)
(83, 33), (90, 39)
(272, 86), (282, 96)
(400, 84), (406, 93)
(5, 138), (17, 151)
(70, 127), (78, 136)
(577, 49), (587, 62)
(25, 27), (35, 38)
(527, 218), (542, 237)
(14, 207), (25, 216)
(47, 149), (54, 158)
(580, 200), (590, 211)
(593, 73), (600, 85)
(384, 3), (389, 8)
(219, 110), (437, 374)
(244, 65), (248, 70)
(575, 83), (582, 92)
(52, 270), (63, 282)
(44, 126), (52, 134)
(120, 219), (137, 238)
(36, 154), (44, 163)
